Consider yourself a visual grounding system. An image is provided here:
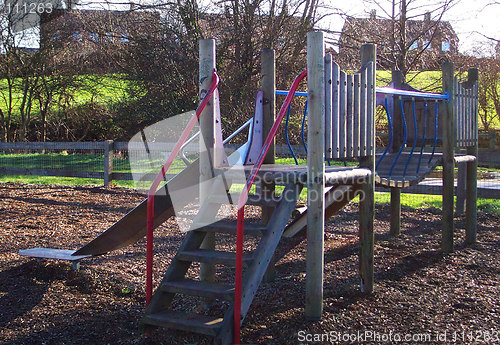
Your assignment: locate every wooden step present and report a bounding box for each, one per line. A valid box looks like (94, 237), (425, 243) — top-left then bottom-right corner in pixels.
(208, 193), (280, 208)
(177, 249), (253, 266)
(196, 220), (267, 236)
(143, 311), (223, 336)
(160, 279), (234, 301)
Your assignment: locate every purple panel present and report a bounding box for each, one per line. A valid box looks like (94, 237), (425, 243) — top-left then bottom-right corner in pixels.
(244, 91), (264, 165)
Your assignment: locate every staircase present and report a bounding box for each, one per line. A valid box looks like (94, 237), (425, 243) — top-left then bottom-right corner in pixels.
(142, 181), (303, 344)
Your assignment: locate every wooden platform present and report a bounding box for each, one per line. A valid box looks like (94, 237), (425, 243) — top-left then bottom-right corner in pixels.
(216, 153), (474, 190)
(19, 248), (91, 270)
(215, 164), (372, 186)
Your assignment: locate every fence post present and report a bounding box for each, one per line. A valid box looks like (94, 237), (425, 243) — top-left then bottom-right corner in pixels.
(466, 68), (479, 244)
(441, 61), (455, 253)
(359, 43), (376, 294)
(306, 31), (325, 320)
(489, 130), (496, 149)
(103, 140), (114, 187)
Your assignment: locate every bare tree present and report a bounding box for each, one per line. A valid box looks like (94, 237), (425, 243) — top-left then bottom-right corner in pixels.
(338, 0), (457, 81)
(477, 56), (500, 131)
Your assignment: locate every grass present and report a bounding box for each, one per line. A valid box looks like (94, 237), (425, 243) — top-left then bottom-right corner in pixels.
(0, 74), (135, 122)
(0, 174), (135, 188)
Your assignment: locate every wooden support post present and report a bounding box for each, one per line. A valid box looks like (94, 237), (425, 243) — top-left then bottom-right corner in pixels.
(389, 71), (403, 236)
(359, 43), (376, 294)
(261, 49), (277, 283)
(199, 39), (216, 282)
(103, 140), (114, 187)
(261, 49), (276, 224)
(306, 31), (325, 320)
(391, 70), (403, 153)
(466, 68), (478, 244)
(455, 162), (466, 215)
(390, 188), (401, 236)
(441, 61), (455, 253)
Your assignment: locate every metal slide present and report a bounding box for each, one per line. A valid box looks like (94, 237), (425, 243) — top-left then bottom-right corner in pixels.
(74, 159), (201, 256)
(19, 90), (263, 266)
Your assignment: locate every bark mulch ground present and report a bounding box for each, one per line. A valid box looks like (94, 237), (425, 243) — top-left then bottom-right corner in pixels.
(0, 182), (498, 344)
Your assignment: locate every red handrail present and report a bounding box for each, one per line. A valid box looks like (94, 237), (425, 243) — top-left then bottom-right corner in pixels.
(146, 70), (220, 306)
(233, 70), (307, 344)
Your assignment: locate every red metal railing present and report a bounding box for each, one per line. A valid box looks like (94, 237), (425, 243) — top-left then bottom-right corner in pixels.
(146, 70), (220, 306)
(233, 70), (307, 344)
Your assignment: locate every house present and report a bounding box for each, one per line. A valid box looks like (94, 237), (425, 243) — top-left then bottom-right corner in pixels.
(40, 8), (161, 73)
(338, 10), (458, 70)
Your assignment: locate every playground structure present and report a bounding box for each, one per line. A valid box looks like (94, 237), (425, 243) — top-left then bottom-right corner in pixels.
(18, 31), (480, 345)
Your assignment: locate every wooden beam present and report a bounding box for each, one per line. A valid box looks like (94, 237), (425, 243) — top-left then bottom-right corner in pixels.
(358, 43), (376, 294)
(441, 61), (455, 253)
(199, 39), (216, 282)
(260, 50), (277, 286)
(390, 188), (401, 236)
(389, 71), (402, 237)
(306, 31), (325, 320)
(261, 48), (276, 225)
(466, 68), (478, 244)
(391, 70), (403, 152)
(455, 162), (466, 215)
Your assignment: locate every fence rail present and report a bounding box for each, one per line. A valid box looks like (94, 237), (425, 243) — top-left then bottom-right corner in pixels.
(0, 140), (499, 198)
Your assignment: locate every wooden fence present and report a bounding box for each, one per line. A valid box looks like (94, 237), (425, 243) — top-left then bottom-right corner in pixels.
(0, 140), (499, 198)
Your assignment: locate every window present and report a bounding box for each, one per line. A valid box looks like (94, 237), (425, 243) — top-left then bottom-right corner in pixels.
(409, 41), (418, 50)
(423, 40), (431, 50)
(441, 41), (450, 51)
(104, 33), (112, 42)
(89, 33), (98, 42)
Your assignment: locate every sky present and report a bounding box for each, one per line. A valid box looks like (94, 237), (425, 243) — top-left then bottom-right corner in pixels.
(12, 0), (500, 56)
(323, 0), (499, 55)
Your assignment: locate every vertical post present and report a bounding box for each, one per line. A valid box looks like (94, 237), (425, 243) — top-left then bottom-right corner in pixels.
(391, 70), (403, 152)
(199, 39), (216, 282)
(390, 188), (401, 236)
(325, 54), (333, 159)
(441, 61), (455, 253)
(489, 130), (496, 149)
(261, 49), (276, 224)
(390, 70), (402, 236)
(466, 68), (478, 244)
(455, 162), (466, 215)
(103, 140), (114, 187)
(359, 43), (376, 294)
(261, 48), (277, 282)
(306, 31), (325, 320)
